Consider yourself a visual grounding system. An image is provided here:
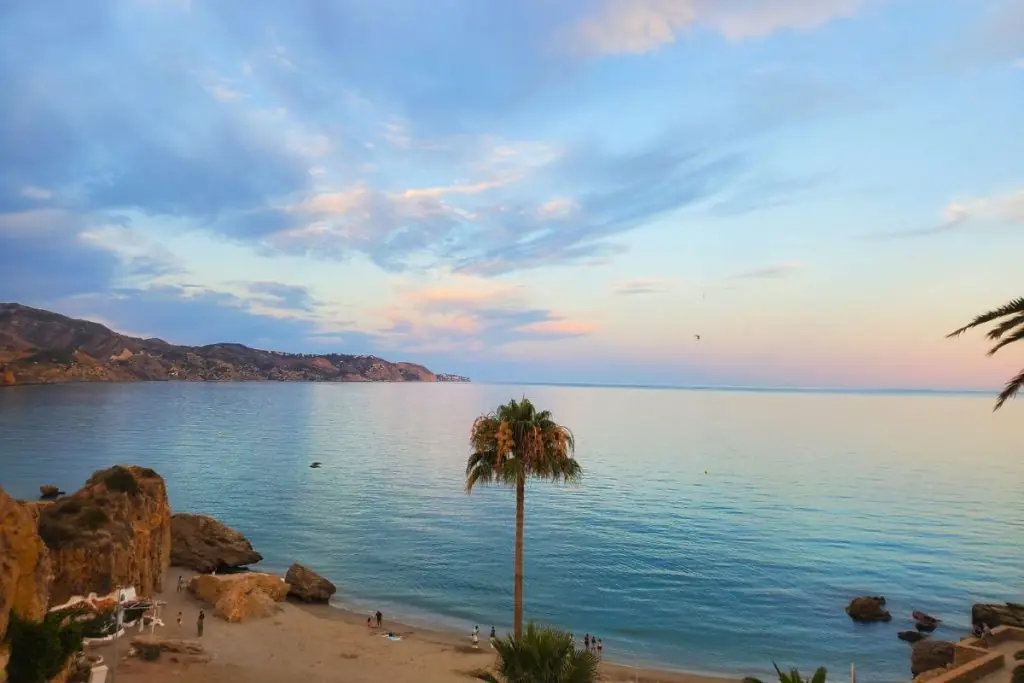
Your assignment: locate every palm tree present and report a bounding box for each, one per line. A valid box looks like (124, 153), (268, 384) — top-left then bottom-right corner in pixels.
(479, 622), (599, 683)
(947, 297), (1024, 410)
(744, 662), (828, 683)
(466, 397), (581, 638)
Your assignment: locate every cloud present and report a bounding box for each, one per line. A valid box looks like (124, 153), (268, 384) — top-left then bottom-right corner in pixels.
(573, 0), (871, 55)
(871, 188), (1024, 238)
(729, 264), (802, 280)
(243, 282), (321, 313)
(614, 279), (670, 296)
(377, 279), (595, 354)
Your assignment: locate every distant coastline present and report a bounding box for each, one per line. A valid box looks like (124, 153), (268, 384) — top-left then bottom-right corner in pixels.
(0, 302), (469, 387)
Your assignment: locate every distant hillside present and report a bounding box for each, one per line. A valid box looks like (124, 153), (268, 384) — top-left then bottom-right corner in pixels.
(0, 303), (464, 386)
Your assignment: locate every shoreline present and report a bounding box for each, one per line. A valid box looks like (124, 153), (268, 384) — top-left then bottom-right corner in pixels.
(312, 597), (739, 683)
(126, 567), (739, 683)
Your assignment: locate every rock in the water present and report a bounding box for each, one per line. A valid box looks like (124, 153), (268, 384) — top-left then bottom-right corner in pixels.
(171, 513), (262, 572)
(900, 630), (929, 643)
(285, 563), (337, 603)
(911, 640), (956, 676)
(38, 466), (172, 605)
(973, 603), (1024, 628)
(39, 485), (63, 499)
(188, 573), (288, 623)
(0, 487), (52, 642)
(847, 596), (892, 622)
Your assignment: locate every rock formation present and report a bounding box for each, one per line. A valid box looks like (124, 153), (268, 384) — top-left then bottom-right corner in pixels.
(846, 596), (892, 622)
(899, 630), (929, 644)
(38, 466), (171, 605)
(188, 573), (288, 622)
(285, 563), (337, 603)
(911, 640), (956, 676)
(973, 603), (1024, 628)
(0, 487), (52, 680)
(170, 513), (262, 572)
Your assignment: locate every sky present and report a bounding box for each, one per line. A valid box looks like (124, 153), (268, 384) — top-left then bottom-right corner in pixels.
(1, 0), (1022, 389)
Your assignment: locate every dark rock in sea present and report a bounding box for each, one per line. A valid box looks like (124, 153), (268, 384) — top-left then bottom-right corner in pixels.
(285, 563), (337, 603)
(899, 630), (928, 643)
(309, 462), (321, 469)
(916, 621), (938, 632)
(39, 484), (64, 499)
(847, 596), (892, 622)
(911, 640), (955, 676)
(973, 603), (1024, 628)
(170, 513), (262, 573)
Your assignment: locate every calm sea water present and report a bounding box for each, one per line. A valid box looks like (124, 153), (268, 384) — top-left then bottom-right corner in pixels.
(1, 382), (1021, 681)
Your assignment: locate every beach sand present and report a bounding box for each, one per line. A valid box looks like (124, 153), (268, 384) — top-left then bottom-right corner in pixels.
(98, 569), (738, 683)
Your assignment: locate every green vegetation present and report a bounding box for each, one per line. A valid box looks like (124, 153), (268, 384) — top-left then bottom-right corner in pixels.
(5, 612), (83, 683)
(948, 297), (1024, 410)
(745, 663), (828, 683)
(38, 495), (114, 549)
(1014, 650), (1024, 661)
(93, 465), (141, 495)
(465, 398), (581, 639)
(477, 623), (599, 683)
(1012, 666), (1024, 683)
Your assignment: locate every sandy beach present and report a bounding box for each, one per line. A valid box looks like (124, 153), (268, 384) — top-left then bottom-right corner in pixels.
(95, 568), (739, 683)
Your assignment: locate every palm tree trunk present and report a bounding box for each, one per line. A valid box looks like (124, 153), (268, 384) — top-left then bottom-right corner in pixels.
(514, 475), (525, 639)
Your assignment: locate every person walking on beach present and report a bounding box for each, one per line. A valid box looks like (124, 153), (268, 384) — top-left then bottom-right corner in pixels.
(597, 639), (603, 657)
(197, 610), (205, 638)
(177, 576), (183, 593)
(472, 629), (480, 649)
(584, 634), (590, 651)
(176, 612), (182, 630)
(367, 616), (373, 629)
(489, 626), (496, 648)
(375, 610), (383, 629)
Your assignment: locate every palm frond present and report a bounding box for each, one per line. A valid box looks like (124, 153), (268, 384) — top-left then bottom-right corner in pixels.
(994, 366), (1024, 411)
(810, 667), (828, 683)
(987, 325), (1024, 357)
(491, 623), (599, 683)
(947, 297), (1024, 338)
(986, 312), (1024, 341)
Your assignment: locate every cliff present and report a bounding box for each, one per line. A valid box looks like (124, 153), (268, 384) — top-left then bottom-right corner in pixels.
(0, 488), (52, 679)
(0, 303), (454, 386)
(38, 466), (171, 606)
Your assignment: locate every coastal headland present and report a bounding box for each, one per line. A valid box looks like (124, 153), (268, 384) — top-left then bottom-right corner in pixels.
(0, 302), (469, 386)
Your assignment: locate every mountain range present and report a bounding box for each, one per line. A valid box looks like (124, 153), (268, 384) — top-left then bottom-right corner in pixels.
(0, 303), (468, 386)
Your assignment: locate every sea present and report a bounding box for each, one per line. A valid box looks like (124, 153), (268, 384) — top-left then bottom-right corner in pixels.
(1, 382), (1021, 682)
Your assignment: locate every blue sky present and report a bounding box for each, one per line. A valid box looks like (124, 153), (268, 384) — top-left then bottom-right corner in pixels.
(1, 0), (1022, 388)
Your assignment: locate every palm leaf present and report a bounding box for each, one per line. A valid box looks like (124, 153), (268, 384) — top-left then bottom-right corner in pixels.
(947, 297), (1024, 338)
(986, 312), (1024, 340)
(810, 667), (828, 683)
(994, 367), (1024, 411)
(987, 326), (1024, 357)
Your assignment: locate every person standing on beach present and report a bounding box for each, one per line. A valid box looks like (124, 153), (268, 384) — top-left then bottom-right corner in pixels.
(176, 612), (182, 630)
(177, 576), (183, 593)
(472, 629), (480, 649)
(197, 610), (205, 637)
(367, 616), (372, 629)
(584, 634), (590, 651)
(597, 639), (603, 657)
(489, 626), (496, 648)
(375, 610), (383, 628)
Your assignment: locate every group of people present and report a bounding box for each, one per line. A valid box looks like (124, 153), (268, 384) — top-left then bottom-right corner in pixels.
(581, 633), (603, 656)
(470, 625), (497, 649)
(175, 575), (206, 637)
(366, 610), (385, 629)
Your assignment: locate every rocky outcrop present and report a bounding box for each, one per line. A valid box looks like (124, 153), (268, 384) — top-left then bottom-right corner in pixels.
(285, 563), (337, 603)
(911, 640), (956, 676)
(0, 487), (52, 676)
(0, 302), (446, 385)
(847, 596), (892, 622)
(900, 630), (929, 643)
(188, 573), (288, 623)
(38, 466), (171, 605)
(171, 513), (262, 572)
(973, 603), (1024, 628)
(39, 485), (63, 499)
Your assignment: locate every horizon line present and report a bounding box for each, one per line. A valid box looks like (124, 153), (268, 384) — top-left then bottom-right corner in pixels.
(476, 381), (996, 397)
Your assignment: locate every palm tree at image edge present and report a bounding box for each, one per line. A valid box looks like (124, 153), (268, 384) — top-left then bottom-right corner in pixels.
(465, 397), (582, 639)
(479, 622), (600, 683)
(948, 296), (1024, 410)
